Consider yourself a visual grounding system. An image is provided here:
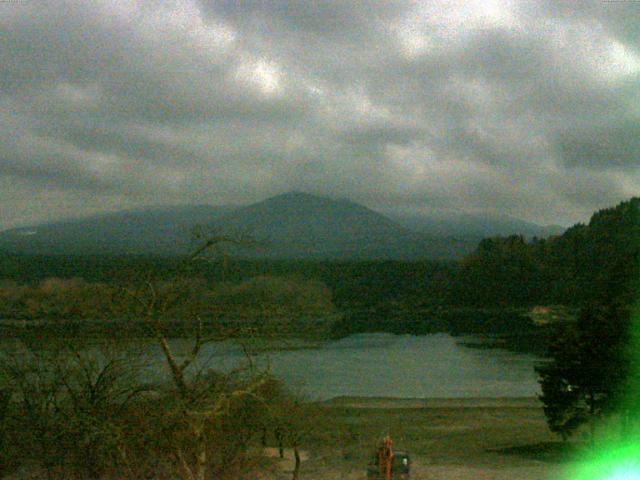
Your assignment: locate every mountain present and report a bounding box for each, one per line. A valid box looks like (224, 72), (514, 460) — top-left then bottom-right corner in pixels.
(0, 193), (477, 259)
(390, 212), (565, 239)
(0, 205), (237, 255)
(210, 192), (473, 259)
(0, 192), (564, 259)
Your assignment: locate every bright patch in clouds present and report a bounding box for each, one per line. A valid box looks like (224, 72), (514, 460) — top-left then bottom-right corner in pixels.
(236, 58), (284, 96)
(606, 40), (640, 79)
(395, 0), (520, 57)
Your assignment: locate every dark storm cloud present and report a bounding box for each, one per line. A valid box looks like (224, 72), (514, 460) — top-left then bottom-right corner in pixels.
(1, 0), (639, 230)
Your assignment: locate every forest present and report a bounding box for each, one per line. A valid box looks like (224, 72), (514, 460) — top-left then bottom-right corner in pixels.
(0, 198), (637, 340)
(0, 198), (635, 335)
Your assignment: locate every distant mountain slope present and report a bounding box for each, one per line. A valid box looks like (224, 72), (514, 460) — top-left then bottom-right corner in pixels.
(211, 192), (473, 259)
(391, 212), (565, 239)
(0, 192), (564, 259)
(0, 205), (237, 255)
(0, 193), (478, 259)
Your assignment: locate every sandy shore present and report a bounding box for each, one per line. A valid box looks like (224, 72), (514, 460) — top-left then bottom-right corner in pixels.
(272, 397), (570, 480)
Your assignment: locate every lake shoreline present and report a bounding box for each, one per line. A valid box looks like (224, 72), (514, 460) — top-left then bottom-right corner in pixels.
(0, 304), (566, 357)
(0, 332), (542, 399)
(320, 396), (542, 408)
(0, 316), (548, 355)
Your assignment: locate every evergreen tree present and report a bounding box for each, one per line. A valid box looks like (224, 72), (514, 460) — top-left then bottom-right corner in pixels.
(536, 304), (628, 440)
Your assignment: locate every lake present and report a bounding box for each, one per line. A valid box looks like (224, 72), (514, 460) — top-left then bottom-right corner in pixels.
(169, 333), (542, 400)
(0, 332), (542, 400)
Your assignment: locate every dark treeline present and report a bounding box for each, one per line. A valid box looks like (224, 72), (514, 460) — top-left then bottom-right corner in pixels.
(1, 197), (637, 343)
(453, 197), (639, 308)
(0, 254), (458, 309)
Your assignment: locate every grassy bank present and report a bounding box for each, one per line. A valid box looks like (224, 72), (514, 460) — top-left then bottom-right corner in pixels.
(277, 396), (577, 480)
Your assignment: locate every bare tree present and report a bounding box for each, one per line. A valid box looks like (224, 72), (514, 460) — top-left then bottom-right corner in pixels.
(263, 390), (321, 480)
(0, 232), (280, 479)
(0, 338), (148, 479)
(116, 233), (272, 480)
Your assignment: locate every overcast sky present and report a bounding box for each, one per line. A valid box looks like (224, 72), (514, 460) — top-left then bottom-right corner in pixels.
(1, 0), (639, 230)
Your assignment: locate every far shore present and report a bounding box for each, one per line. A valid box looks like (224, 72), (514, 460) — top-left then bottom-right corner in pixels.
(321, 395), (542, 409)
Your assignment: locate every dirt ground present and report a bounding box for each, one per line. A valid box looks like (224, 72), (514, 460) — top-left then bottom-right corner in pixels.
(270, 397), (576, 480)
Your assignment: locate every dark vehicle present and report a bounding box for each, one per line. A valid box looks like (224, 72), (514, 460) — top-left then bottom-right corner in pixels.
(366, 451), (411, 479)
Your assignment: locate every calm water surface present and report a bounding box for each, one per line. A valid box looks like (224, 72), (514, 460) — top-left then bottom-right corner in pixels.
(1, 332), (541, 400)
(179, 333), (541, 400)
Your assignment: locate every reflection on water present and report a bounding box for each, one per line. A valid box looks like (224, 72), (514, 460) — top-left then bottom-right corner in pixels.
(1, 333), (541, 401)
(189, 333), (540, 400)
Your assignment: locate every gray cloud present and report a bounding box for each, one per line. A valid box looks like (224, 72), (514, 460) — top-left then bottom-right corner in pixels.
(559, 120), (640, 170)
(1, 0), (639, 230)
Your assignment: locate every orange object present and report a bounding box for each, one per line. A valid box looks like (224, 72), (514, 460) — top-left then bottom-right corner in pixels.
(376, 436), (394, 480)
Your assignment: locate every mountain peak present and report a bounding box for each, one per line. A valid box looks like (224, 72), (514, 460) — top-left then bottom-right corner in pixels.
(0, 193), (477, 259)
(267, 191), (342, 204)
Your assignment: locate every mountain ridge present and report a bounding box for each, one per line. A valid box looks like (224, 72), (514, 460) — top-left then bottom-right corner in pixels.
(0, 192), (563, 259)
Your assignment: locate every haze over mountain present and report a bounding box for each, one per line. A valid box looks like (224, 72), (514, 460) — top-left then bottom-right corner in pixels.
(0, 192), (563, 259)
(0, 205), (236, 256)
(391, 212), (565, 240)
